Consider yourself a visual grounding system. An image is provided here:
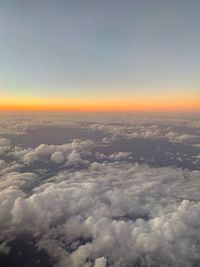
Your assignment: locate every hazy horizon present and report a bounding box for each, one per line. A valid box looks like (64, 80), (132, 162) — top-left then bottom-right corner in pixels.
(1, 0), (200, 111)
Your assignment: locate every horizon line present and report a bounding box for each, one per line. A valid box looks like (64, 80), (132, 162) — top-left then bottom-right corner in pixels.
(1, 98), (200, 113)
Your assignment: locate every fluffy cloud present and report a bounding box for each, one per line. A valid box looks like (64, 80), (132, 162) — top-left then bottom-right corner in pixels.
(0, 161), (198, 267)
(51, 151), (65, 164)
(0, 172), (37, 191)
(0, 114), (82, 135)
(108, 152), (133, 161)
(94, 257), (107, 267)
(0, 138), (10, 147)
(90, 122), (200, 146)
(0, 137), (11, 156)
(13, 139), (95, 166)
(165, 131), (199, 143)
(0, 241), (10, 255)
(0, 113), (200, 267)
(0, 186), (24, 228)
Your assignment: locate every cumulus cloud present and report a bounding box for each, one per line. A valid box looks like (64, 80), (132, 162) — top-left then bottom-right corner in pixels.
(0, 241), (10, 255)
(0, 160), (199, 267)
(0, 172), (37, 191)
(0, 160), (7, 170)
(0, 137), (11, 156)
(0, 113), (200, 267)
(165, 131), (199, 144)
(13, 139), (95, 166)
(0, 114), (83, 135)
(0, 138), (10, 147)
(89, 122), (200, 146)
(0, 186), (25, 228)
(94, 257), (107, 267)
(51, 151), (65, 164)
(108, 152), (133, 161)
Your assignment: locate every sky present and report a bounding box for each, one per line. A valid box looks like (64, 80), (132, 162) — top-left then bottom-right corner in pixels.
(0, 0), (200, 111)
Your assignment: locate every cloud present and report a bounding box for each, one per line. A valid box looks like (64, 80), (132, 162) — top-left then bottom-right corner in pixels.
(165, 131), (199, 144)
(51, 151), (65, 164)
(0, 138), (10, 147)
(0, 186), (24, 228)
(0, 161), (198, 266)
(0, 113), (200, 267)
(0, 242), (11, 255)
(0, 137), (11, 156)
(0, 114), (82, 135)
(13, 139), (95, 166)
(93, 257), (107, 267)
(89, 122), (200, 146)
(0, 160), (7, 170)
(108, 152), (133, 161)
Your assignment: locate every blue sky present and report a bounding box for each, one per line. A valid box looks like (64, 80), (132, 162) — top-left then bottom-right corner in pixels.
(0, 0), (200, 109)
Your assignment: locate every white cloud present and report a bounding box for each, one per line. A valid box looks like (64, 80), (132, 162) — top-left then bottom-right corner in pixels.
(0, 137), (10, 147)
(108, 152), (133, 161)
(0, 113), (200, 267)
(0, 186), (24, 228)
(0, 137), (11, 156)
(0, 172), (37, 191)
(94, 257), (107, 267)
(13, 139), (95, 165)
(0, 241), (11, 255)
(51, 151), (65, 164)
(0, 162), (197, 266)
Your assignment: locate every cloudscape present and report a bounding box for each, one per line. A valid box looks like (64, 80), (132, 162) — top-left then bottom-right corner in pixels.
(0, 1), (200, 267)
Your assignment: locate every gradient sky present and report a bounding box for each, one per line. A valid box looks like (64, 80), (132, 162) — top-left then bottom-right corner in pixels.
(0, 0), (200, 111)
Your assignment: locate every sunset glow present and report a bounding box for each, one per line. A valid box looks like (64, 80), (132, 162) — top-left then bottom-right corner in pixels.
(1, 2), (200, 267)
(1, 96), (200, 112)
(1, 1), (200, 113)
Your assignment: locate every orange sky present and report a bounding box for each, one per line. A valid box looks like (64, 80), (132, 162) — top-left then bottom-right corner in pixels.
(0, 97), (200, 112)
(1, 2), (200, 114)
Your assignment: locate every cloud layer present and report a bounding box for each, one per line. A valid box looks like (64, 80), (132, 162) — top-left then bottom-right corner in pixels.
(0, 161), (200, 267)
(0, 113), (200, 267)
